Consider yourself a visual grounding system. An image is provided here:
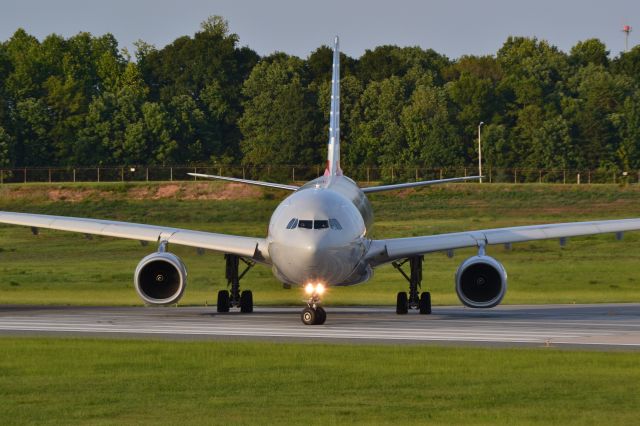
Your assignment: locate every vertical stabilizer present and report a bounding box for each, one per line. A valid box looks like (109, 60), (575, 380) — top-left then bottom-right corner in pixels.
(325, 36), (342, 176)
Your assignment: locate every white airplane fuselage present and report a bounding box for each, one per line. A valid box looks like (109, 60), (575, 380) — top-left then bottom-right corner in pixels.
(267, 175), (374, 287)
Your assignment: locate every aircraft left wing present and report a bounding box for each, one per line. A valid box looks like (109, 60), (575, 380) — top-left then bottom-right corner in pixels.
(0, 211), (269, 262)
(366, 218), (640, 265)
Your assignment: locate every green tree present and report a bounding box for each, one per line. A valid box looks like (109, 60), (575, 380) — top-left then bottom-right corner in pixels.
(401, 84), (464, 168)
(239, 55), (318, 165)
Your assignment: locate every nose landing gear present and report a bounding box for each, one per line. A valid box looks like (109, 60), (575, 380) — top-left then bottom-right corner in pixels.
(301, 284), (327, 325)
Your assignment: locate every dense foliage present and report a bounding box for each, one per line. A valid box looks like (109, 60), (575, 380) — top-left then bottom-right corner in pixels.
(1, 16), (639, 172)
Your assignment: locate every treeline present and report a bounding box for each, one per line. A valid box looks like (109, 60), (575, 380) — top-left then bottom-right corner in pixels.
(1, 16), (640, 173)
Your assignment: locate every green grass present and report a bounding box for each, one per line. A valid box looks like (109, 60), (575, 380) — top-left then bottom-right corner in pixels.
(2, 181), (640, 306)
(0, 337), (638, 425)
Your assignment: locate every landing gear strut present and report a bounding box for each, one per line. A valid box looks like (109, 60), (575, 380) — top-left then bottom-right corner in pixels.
(392, 255), (431, 315)
(301, 284), (326, 325)
(217, 254), (255, 313)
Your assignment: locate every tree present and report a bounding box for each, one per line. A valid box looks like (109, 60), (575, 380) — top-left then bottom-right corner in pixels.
(239, 55), (318, 165)
(570, 39), (609, 68)
(401, 84), (464, 168)
(349, 77), (407, 168)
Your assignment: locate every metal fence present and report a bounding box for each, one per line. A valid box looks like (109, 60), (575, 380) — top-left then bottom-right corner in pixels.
(0, 165), (637, 185)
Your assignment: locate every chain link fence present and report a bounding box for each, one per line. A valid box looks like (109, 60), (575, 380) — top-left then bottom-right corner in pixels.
(0, 165), (636, 185)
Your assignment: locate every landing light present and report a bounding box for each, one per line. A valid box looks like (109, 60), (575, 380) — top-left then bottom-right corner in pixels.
(304, 283), (325, 295)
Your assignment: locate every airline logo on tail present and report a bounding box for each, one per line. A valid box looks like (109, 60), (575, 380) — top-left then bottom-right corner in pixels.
(325, 36), (343, 177)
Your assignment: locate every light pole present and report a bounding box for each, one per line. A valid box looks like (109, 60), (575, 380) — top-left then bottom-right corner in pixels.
(478, 121), (484, 183)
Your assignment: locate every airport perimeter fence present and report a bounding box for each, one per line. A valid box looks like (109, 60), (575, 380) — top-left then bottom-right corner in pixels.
(0, 165), (637, 185)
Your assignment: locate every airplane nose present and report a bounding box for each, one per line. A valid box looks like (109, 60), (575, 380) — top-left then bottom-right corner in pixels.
(269, 236), (357, 285)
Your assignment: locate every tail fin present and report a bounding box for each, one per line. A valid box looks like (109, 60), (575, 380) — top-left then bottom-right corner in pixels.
(325, 36), (342, 176)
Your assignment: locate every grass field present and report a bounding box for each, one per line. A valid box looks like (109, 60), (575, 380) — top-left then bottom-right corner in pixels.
(1, 181), (640, 306)
(0, 337), (638, 425)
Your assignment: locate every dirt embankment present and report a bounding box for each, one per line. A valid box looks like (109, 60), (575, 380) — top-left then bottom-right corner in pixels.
(0, 182), (263, 203)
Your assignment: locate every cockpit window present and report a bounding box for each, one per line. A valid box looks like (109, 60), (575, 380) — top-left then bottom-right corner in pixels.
(286, 218), (298, 229)
(314, 220), (329, 229)
(298, 220), (313, 229)
(329, 219), (342, 230)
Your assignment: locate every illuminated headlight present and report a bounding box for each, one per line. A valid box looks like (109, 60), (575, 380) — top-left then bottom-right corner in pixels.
(305, 283), (315, 294)
(316, 283), (325, 295)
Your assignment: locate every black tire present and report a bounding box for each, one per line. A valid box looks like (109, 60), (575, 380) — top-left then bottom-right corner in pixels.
(419, 291), (432, 315)
(240, 290), (253, 313)
(217, 290), (230, 313)
(315, 307), (327, 325)
(396, 292), (408, 314)
(301, 307), (317, 325)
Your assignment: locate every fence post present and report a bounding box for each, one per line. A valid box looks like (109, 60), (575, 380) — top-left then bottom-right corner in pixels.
(489, 167), (492, 183)
(24, 168), (27, 183)
(170, 167), (173, 182)
(292, 167), (295, 182)
(440, 169), (443, 180)
(514, 168), (517, 184)
(577, 173), (581, 185)
(194, 167), (197, 180)
(367, 167), (370, 183)
(0, 169), (3, 184)
(563, 169), (566, 184)
(73, 169), (76, 183)
(146, 168), (149, 182)
(97, 167), (100, 182)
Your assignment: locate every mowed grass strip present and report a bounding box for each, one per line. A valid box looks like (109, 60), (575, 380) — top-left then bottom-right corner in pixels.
(0, 337), (639, 425)
(2, 182), (640, 306)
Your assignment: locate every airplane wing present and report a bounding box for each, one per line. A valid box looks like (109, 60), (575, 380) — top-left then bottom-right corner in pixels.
(366, 218), (640, 265)
(188, 173), (299, 191)
(361, 176), (482, 193)
(0, 211), (269, 262)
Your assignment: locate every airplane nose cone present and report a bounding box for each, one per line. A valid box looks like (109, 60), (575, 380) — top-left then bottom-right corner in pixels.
(269, 237), (357, 286)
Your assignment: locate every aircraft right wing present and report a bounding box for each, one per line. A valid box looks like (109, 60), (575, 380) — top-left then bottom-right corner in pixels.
(366, 218), (640, 266)
(188, 173), (299, 191)
(0, 211), (270, 262)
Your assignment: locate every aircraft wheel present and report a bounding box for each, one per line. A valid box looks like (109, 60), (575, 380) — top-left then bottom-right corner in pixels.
(240, 290), (253, 313)
(419, 291), (432, 315)
(217, 290), (230, 313)
(301, 307), (317, 325)
(396, 291), (408, 314)
(315, 306), (327, 325)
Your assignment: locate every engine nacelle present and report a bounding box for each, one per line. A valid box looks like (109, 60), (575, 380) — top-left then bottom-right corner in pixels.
(455, 255), (507, 308)
(134, 252), (187, 305)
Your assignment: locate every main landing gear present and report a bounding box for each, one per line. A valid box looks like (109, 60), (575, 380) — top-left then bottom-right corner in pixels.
(392, 255), (431, 315)
(217, 254), (255, 313)
(301, 283), (326, 325)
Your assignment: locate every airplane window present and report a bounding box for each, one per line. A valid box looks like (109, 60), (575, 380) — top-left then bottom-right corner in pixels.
(314, 220), (329, 229)
(329, 219), (342, 230)
(298, 220), (313, 229)
(286, 218), (298, 229)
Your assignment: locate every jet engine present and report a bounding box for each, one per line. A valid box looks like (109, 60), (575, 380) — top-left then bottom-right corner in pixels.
(134, 252), (187, 305)
(455, 255), (507, 308)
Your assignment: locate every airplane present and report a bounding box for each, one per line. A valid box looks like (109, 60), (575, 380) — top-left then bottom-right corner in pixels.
(2, 37), (640, 325)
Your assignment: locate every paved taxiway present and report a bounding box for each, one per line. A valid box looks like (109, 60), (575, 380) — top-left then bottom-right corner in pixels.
(1, 304), (639, 349)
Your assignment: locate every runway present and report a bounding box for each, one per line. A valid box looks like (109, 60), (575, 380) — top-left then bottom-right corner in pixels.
(1, 304), (640, 349)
